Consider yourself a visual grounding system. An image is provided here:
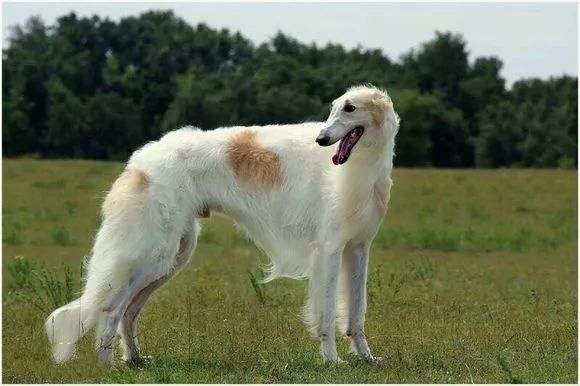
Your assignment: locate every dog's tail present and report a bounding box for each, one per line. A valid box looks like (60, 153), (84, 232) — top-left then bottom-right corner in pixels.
(45, 297), (94, 364)
(45, 254), (131, 363)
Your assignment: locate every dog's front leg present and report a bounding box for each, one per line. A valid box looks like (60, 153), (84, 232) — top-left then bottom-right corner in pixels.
(346, 244), (381, 363)
(317, 247), (345, 364)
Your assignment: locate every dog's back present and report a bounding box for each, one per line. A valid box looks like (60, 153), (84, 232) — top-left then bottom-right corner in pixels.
(127, 123), (338, 280)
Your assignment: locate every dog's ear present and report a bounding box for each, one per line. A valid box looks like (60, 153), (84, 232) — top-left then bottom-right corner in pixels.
(371, 93), (392, 128)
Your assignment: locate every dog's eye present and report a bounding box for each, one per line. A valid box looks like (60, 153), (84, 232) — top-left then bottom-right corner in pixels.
(344, 104), (356, 113)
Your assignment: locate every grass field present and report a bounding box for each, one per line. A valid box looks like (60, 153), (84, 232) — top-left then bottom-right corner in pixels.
(2, 159), (577, 383)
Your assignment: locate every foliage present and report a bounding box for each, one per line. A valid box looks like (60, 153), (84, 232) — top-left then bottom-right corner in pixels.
(392, 89), (469, 167)
(2, 11), (577, 167)
(475, 77), (578, 167)
(248, 269), (267, 305)
(3, 90), (34, 156)
(6, 255), (36, 290)
(14, 264), (77, 314)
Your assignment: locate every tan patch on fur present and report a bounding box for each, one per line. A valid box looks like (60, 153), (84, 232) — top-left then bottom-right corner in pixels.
(370, 98), (391, 127)
(227, 130), (281, 190)
(347, 85), (392, 127)
(103, 168), (150, 216)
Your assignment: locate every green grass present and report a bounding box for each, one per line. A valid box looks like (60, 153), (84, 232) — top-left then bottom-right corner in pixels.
(2, 159), (577, 383)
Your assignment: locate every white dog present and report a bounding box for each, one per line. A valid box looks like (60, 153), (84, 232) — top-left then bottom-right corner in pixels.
(45, 85), (399, 365)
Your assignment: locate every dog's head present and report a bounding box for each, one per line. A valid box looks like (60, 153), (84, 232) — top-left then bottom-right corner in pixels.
(316, 85), (399, 165)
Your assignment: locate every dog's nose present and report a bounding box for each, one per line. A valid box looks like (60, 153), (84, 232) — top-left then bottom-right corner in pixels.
(316, 134), (331, 146)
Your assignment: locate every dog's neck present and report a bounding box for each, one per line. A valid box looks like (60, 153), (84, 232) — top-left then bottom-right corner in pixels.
(333, 134), (395, 204)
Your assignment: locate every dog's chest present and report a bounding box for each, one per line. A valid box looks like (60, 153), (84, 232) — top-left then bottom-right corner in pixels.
(334, 179), (390, 243)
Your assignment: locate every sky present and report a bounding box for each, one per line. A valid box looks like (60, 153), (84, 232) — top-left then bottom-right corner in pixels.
(2, 2), (578, 86)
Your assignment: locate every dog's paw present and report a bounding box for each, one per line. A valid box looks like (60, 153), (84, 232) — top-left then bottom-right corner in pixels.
(97, 347), (114, 366)
(361, 354), (383, 364)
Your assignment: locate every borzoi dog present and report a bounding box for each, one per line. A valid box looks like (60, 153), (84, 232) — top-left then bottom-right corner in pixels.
(45, 85), (400, 365)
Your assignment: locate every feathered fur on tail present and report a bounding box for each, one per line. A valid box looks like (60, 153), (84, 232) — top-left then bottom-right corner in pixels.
(45, 298), (92, 363)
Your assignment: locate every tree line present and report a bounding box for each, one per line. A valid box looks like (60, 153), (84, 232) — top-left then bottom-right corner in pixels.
(3, 11), (577, 167)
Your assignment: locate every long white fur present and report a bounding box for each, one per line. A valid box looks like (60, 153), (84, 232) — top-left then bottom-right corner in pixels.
(45, 85), (399, 365)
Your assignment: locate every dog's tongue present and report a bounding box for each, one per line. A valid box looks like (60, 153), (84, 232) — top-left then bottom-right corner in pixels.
(332, 127), (364, 165)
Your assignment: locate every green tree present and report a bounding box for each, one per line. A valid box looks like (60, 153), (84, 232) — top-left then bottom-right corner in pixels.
(394, 89), (469, 167)
(390, 89), (432, 166)
(475, 76), (577, 168)
(2, 12), (577, 168)
(44, 79), (88, 157)
(3, 17), (51, 150)
(474, 101), (522, 167)
(3, 89), (34, 156)
(460, 57), (506, 121)
(161, 68), (238, 132)
(401, 31), (469, 107)
(84, 92), (143, 160)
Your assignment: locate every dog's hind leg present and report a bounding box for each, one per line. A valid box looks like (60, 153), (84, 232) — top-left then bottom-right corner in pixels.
(118, 276), (167, 365)
(95, 267), (160, 365)
(118, 221), (199, 364)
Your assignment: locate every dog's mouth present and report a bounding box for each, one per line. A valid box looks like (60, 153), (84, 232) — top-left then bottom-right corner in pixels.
(332, 126), (364, 165)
